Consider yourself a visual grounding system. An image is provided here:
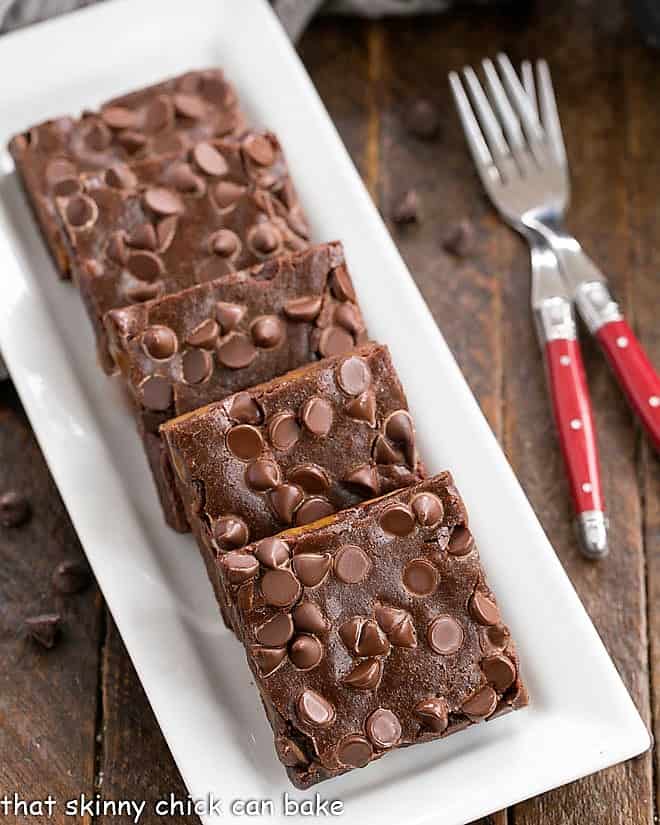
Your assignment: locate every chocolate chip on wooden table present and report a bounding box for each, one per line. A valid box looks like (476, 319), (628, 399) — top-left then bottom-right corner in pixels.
(52, 559), (92, 594)
(406, 98), (441, 140)
(392, 189), (421, 224)
(442, 219), (475, 257)
(24, 613), (61, 649)
(0, 490), (31, 527)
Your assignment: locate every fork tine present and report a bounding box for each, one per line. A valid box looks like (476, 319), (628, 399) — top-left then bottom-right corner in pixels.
(461, 66), (511, 162)
(521, 60), (538, 116)
(482, 58), (525, 151)
(448, 71), (499, 180)
(537, 59), (567, 168)
(496, 53), (544, 143)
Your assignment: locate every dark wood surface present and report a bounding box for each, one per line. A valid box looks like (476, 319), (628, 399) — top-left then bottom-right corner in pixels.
(0, 1), (658, 822)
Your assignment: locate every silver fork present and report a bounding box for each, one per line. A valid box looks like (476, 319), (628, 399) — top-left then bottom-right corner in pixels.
(450, 54), (660, 456)
(449, 56), (609, 559)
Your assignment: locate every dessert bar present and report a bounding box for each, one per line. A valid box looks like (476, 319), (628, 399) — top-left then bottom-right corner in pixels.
(55, 131), (309, 370)
(217, 474), (528, 787)
(8, 68), (246, 280)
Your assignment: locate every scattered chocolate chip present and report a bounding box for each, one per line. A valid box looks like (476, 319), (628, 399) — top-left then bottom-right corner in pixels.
(300, 397), (333, 436)
(344, 464), (379, 495)
(268, 413), (301, 451)
(366, 708), (402, 749)
(380, 503), (415, 536)
(255, 537), (290, 569)
(319, 325), (354, 358)
(292, 553), (332, 588)
(427, 615), (464, 655)
(217, 334), (257, 369)
(214, 181), (246, 210)
(442, 219), (475, 257)
(193, 142), (229, 176)
(334, 544), (371, 584)
(345, 390), (377, 427)
(246, 458), (281, 491)
(213, 516), (249, 550)
(251, 316), (284, 349)
(229, 392), (262, 425)
(0, 491), (31, 527)
(252, 645), (287, 677)
(289, 634), (323, 670)
(24, 613), (61, 649)
(139, 375), (173, 411)
(222, 552), (259, 584)
(256, 613), (294, 647)
(414, 697), (448, 732)
(52, 559), (92, 594)
(402, 558), (439, 596)
(288, 465), (329, 495)
(337, 356), (370, 396)
(374, 603), (417, 648)
(448, 526), (474, 556)
(293, 601), (327, 635)
(284, 295), (322, 321)
(406, 98), (441, 139)
(243, 133), (276, 166)
(143, 187), (184, 216)
(295, 498), (334, 525)
(470, 591), (501, 626)
(392, 189), (420, 224)
(411, 492), (444, 528)
(481, 654), (517, 692)
(182, 348), (213, 384)
(296, 688), (335, 727)
(336, 734), (373, 768)
(269, 484), (304, 524)
(209, 229), (240, 258)
(462, 686), (498, 720)
(226, 425), (264, 461)
(215, 301), (245, 333)
(342, 658), (383, 690)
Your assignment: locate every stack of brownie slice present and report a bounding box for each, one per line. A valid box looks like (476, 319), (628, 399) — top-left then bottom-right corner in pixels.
(10, 68), (527, 787)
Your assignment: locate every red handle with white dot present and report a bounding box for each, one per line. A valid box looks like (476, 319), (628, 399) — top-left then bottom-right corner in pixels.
(545, 338), (604, 514)
(595, 320), (660, 452)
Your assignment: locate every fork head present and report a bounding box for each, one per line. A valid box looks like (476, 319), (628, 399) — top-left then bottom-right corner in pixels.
(449, 54), (570, 234)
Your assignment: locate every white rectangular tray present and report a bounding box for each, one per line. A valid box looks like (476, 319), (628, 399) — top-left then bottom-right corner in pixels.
(0, 2), (649, 823)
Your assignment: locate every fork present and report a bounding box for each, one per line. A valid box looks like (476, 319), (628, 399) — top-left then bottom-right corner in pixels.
(449, 57), (613, 558)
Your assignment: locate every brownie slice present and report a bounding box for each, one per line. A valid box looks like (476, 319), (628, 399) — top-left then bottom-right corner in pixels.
(217, 474), (528, 788)
(8, 68), (247, 280)
(107, 242), (367, 532)
(55, 131), (309, 371)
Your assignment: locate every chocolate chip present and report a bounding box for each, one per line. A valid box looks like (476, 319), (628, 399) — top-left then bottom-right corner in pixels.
(297, 688), (335, 727)
(52, 177), (81, 197)
(330, 266), (356, 302)
(284, 295), (322, 321)
(173, 93), (206, 119)
(251, 316), (284, 349)
(139, 375), (172, 411)
(85, 120), (112, 153)
(186, 319), (219, 349)
(406, 98), (441, 139)
(366, 708), (402, 749)
(250, 223), (282, 256)
(292, 553), (332, 588)
(293, 602), (327, 635)
(106, 232), (127, 264)
(24, 613), (61, 649)
(269, 484), (304, 524)
(65, 195), (97, 229)
(301, 397), (333, 436)
(288, 465), (329, 495)
(105, 163), (137, 189)
(336, 734), (373, 768)
(46, 158), (77, 186)
(372, 435), (403, 465)
(226, 425), (264, 460)
(342, 659), (383, 690)
(143, 187), (184, 216)
(214, 181), (246, 210)
(480, 624), (509, 654)
(375, 603), (417, 649)
(243, 133), (276, 166)
(215, 302), (245, 333)
(221, 552), (259, 584)
(255, 537), (290, 569)
(156, 215), (178, 251)
(462, 686), (498, 720)
(334, 302), (363, 335)
(252, 646), (287, 677)
(340, 618), (389, 657)
(144, 95), (173, 133)
(0, 491), (31, 527)
(442, 219), (475, 257)
(295, 498), (334, 525)
(345, 390), (377, 427)
(319, 325), (354, 358)
(470, 591), (501, 626)
(427, 615), (464, 655)
(124, 281), (163, 303)
(276, 736), (309, 767)
(261, 568), (301, 608)
(182, 348), (213, 384)
(448, 526), (474, 556)
(380, 503), (415, 536)
(344, 464), (379, 495)
(334, 544), (371, 584)
(337, 356), (370, 396)
(392, 189), (420, 224)
(117, 129), (147, 153)
(127, 250), (163, 281)
(217, 334), (257, 369)
(481, 654), (516, 692)
(402, 558), (439, 596)
(52, 559), (92, 594)
(414, 697), (448, 732)
(127, 223), (157, 250)
(168, 163), (204, 194)
(101, 106), (138, 130)
(213, 516), (249, 549)
(268, 413), (301, 451)
(289, 634), (323, 670)
(411, 493), (444, 528)
(209, 229), (240, 258)
(229, 392), (262, 424)
(256, 613), (294, 647)
(193, 142), (229, 176)
(246, 459), (281, 491)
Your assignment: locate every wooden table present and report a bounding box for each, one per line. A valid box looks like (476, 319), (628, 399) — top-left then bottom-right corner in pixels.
(1, 0), (658, 822)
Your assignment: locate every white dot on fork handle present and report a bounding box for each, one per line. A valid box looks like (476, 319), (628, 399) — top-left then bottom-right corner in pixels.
(650, 396), (660, 408)
(570, 419), (582, 430)
(582, 482), (593, 493)
(560, 355), (571, 366)
(616, 336), (629, 348)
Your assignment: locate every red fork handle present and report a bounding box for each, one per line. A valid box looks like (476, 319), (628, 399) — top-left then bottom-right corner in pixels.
(544, 338), (605, 514)
(595, 319), (660, 452)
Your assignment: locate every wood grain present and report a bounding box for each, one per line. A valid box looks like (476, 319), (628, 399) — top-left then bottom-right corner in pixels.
(0, 384), (102, 824)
